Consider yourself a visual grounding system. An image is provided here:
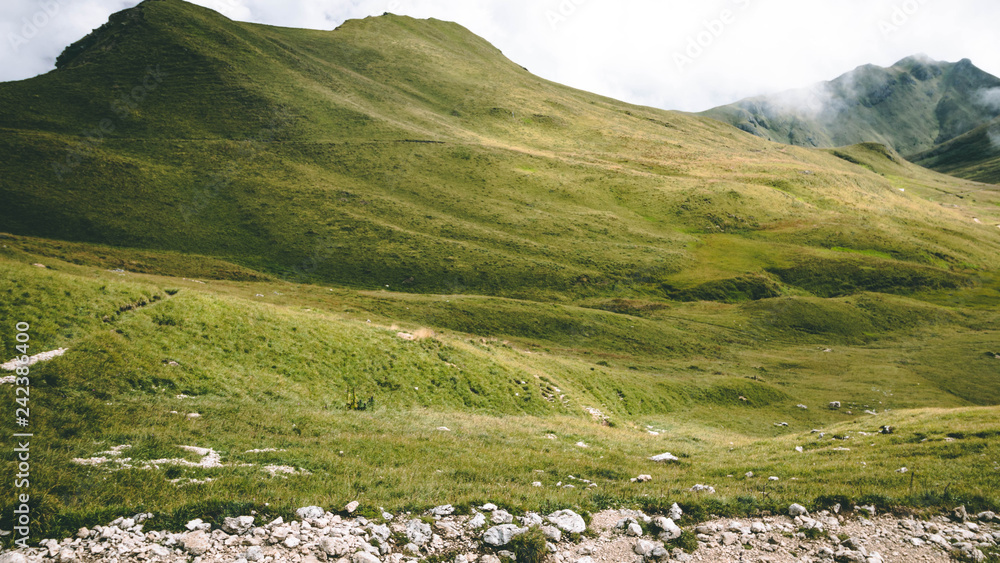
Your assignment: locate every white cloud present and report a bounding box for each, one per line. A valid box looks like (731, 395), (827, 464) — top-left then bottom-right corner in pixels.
(978, 87), (1000, 112)
(2, 0), (1000, 111)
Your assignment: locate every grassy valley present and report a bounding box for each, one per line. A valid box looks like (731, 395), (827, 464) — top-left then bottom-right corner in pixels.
(0, 0), (999, 546)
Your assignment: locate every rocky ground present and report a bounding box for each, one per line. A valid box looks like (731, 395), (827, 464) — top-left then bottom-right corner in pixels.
(1, 503), (996, 563)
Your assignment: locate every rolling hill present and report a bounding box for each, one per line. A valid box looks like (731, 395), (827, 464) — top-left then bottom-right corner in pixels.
(911, 116), (1000, 184)
(702, 55), (1000, 182)
(2, 1), (999, 298)
(1, 0), (999, 544)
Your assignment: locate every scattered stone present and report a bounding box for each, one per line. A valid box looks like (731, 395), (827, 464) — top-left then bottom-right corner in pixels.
(829, 401), (842, 409)
(182, 531), (211, 556)
(648, 452), (679, 463)
(296, 506), (324, 520)
(789, 504), (809, 517)
(668, 503), (683, 521)
(223, 515), (256, 535)
(954, 505), (969, 522)
(406, 519), (433, 546)
(345, 500), (360, 513)
(483, 524), (526, 546)
(491, 509), (514, 524)
(548, 510), (587, 534)
(430, 504), (455, 517)
(632, 474), (653, 483)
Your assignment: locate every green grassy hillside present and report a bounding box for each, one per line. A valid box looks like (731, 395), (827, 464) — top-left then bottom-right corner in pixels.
(1, 0), (999, 545)
(912, 117), (1000, 184)
(1, 240), (998, 542)
(2, 1), (1000, 298)
(702, 56), (1000, 181)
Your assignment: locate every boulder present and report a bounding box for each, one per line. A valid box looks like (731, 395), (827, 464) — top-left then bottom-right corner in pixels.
(483, 524), (527, 547)
(353, 552), (381, 563)
(297, 506), (325, 520)
(430, 504), (455, 517)
(954, 505), (969, 521)
(320, 537), (349, 557)
(245, 546), (265, 562)
(548, 510), (587, 534)
(652, 517), (681, 540)
(633, 540), (657, 557)
(789, 504), (809, 517)
(223, 515), (255, 535)
(468, 513), (487, 529)
(406, 519), (433, 546)
(182, 531), (211, 556)
(668, 503), (683, 521)
(541, 525), (562, 542)
(491, 510), (514, 524)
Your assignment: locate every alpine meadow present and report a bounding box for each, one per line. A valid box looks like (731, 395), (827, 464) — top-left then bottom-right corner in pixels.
(1, 1), (999, 561)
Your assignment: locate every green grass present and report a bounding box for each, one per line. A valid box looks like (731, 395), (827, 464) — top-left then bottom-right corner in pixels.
(0, 0), (999, 548)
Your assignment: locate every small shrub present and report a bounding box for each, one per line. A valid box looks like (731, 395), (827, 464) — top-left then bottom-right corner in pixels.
(799, 527), (824, 540)
(668, 530), (698, 554)
(508, 527), (548, 563)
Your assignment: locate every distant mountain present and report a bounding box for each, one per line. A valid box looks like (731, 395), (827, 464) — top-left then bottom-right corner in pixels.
(702, 55), (1000, 179)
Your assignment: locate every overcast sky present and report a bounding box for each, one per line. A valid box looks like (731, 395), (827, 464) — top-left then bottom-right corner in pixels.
(2, 0), (999, 112)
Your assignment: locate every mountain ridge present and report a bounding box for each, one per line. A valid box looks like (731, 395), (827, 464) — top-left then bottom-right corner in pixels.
(1, 0), (999, 299)
(702, 55), (1000, 168)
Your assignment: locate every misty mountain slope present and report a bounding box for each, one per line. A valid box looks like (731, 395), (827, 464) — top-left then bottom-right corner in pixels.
(912, 116), (1000, 184)
(1, 0), (1000, 300)
(702, 56), (1000, 161)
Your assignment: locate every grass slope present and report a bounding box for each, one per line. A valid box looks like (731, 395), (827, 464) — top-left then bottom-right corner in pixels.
(912, 117), (1000, 184)
(1, 2), (1000, 299)
(1, 236), (999, 543)
(0, 0), (999, 546)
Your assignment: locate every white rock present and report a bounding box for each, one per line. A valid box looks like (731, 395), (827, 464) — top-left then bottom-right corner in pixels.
(406, 519), (432, 546)
(430, 505), (455, 517)
(483, 524), (527, 546)
(648, 452), (679, 463)
(0, 552), (27, 563)
(491, 510), (513, 524)
(548, 510), (586, 534)
(654, 516), (681, 540)
(541, 525), (562, 542)
(789, 504), (809, 517)
(345, 500), (360, 513)
(245, 545), (265, 561)
(627, 522), (643, 537)
(297, 506), (325, 520)
(669, 503), (683, 520)
(520, 513), (544, 527)
(480, 503), (498, 511)
(223, 515), (255, 535)
(182, 530), (211, 556)
(468, 513), (487, 529)
(634, 539), (657, 557)
(353, 552), (381, 563)
(284, 536), (301, 548)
